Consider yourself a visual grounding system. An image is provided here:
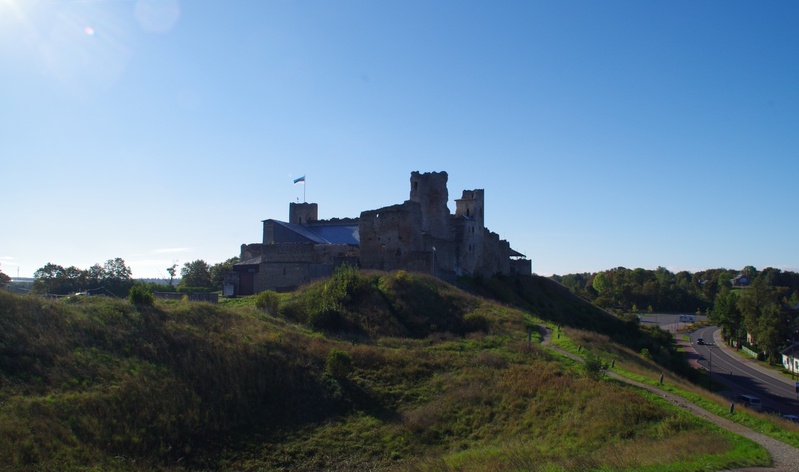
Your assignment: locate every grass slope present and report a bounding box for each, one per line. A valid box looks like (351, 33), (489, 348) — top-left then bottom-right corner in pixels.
(0, 271), (769, 471)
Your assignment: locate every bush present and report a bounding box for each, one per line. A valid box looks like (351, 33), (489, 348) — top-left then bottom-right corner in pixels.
(128, 284), (154, 307)
(463, 312), (490, 333)
(326, 349), (353, 379)
(255, 291), (280, 315)
(583, 353), (605, 380)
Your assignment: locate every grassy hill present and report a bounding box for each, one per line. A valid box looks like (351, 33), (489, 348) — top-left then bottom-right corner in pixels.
(0, 269), (768, 471)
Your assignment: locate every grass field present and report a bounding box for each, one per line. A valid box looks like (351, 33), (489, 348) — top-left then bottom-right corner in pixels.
(0, 271), (779, 470)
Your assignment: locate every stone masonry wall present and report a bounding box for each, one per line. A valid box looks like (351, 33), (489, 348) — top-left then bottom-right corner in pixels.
(359, 201), (424, 271)
(409, 171), (452, 240)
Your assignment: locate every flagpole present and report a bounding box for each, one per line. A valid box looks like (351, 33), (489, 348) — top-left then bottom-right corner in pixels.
(304, 177), (306, 203)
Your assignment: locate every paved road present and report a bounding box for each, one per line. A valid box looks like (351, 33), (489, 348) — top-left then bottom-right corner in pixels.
(689, 326), (799, 416)
(538, 325), (799, 471)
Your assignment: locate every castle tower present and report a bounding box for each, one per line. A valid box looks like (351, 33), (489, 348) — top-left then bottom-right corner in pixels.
(289, 202), (318, 226)
(455, 189), (485, 229)
(409, 171), (451, 240)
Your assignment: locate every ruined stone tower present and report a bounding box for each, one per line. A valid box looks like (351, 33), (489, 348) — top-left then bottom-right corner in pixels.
(455, 189), (485, 229)
(409, 171), (451, 240)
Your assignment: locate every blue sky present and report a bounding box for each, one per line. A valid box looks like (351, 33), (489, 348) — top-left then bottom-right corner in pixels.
(2, 0), (798, 279)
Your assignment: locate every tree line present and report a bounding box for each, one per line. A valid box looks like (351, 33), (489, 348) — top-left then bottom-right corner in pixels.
(30, 257), (240, 297)
(552, 266), (799, 363)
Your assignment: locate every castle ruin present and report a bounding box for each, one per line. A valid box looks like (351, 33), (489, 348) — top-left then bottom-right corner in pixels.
(229, 171), (531, 295)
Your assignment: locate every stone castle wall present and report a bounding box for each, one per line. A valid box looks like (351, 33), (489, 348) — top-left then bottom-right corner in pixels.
(409, 171), (452, 240)
(237, 170), (530, 294)
(359, 201), (424, 271)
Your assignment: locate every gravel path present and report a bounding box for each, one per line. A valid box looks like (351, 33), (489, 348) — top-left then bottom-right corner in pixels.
(538, 326), (799, 471)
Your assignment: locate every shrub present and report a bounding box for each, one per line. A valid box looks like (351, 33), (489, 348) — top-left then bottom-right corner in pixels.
(255, 290), (280, 315)
(326, 349), (353, 379)
(464, 312), (490, 333)
(128, 284), (154, 307)
(583, 353), (605, 380)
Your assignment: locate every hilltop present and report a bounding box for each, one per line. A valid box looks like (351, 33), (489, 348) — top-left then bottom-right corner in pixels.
(0, 269), (771, 470)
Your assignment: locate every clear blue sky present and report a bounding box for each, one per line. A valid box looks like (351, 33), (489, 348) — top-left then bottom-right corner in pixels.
(2, 0), (798, 279)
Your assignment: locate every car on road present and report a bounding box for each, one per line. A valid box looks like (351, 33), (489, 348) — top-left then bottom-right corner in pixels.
(737, 394), (763, 410)
(696, 338), (704, 345)
(783, 414), (799, 424)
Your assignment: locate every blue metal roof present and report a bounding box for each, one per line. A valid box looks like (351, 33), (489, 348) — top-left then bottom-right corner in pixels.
(271, 220), (360, 245)
(306, 224), (360, 245)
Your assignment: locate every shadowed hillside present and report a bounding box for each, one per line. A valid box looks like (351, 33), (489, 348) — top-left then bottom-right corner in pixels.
(0, 270), (763, 471)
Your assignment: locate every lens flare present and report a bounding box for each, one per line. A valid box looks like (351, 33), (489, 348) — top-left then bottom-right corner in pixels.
(84, 26), (95, 36)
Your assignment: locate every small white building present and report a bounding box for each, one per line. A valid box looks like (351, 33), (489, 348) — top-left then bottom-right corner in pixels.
(781, 344), (799, 374)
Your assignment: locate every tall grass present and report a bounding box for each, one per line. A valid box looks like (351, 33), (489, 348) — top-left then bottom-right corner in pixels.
(0, 272), (774, 471)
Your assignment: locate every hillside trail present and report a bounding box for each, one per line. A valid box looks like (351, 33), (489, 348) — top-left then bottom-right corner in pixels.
(537, 326), (799, 472)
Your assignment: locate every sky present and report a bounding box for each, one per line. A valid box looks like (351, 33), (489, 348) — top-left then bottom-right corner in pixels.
(2, 0), (798, 279)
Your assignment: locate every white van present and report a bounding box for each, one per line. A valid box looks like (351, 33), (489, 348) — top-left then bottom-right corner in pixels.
(737, 394), (762, 410)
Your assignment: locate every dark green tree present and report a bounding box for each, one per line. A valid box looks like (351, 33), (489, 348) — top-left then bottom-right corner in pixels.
(0, 267), (10, 287)
(178, 260), (213, 291)
(166, 263), (178, 288)
(210, 257), (240, 291)
(32, 263), (70, 294)
(101, 258), (133, 297)
(711, 289), (741, 344)
(738, 278), (784, 361)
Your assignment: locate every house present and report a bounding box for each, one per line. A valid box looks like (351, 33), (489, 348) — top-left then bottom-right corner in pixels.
(781, 344), (799, 375)
(731, 273), (751, 287)
(227, 171), (531, 295)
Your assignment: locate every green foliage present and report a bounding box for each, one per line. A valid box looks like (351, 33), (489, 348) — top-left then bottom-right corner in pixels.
(0, 273), (781, 471)
(128, 284), (154, 307)
(254, 290), (280, 315)
(282, 267), (476, 337)
(178, 260), (213, 291)
(209, 257), (239, 291)
(0, 267), (10, 287)
(31, 258), (134, 297)
(582, 353), (605, 380)
(325, 349), (353, 379)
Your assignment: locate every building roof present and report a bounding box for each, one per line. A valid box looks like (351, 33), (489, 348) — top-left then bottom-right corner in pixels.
(272, 220), (360, 245)
(781, 343), (799, 357)
(308, 224), (360, 245)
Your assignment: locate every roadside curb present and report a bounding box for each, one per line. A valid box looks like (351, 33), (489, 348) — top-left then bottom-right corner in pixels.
(711, 328), (796, 388)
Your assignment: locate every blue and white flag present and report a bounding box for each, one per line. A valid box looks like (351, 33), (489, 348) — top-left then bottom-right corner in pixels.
(293, 175), (306, 184)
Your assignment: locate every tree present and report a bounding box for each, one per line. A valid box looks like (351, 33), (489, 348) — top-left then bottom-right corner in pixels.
(33, 263), (70, 294)
(711, 288), (741, 344)
(166, 264), (178, 288)
(179, 260), (213, 291)
(738, 278), (782, 358)
(210, 257), (240, 291)
(101, 258), (134, 297)
(0, 266), (10, 287)
(32, 258), (133, 297)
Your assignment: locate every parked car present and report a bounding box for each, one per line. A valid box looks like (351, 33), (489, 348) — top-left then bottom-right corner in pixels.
(737, 394), (762, 410)
(782, 414), (799, 424)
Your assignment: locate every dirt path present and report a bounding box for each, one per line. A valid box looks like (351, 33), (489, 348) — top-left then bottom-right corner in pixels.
(538, 326), (799, 471)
